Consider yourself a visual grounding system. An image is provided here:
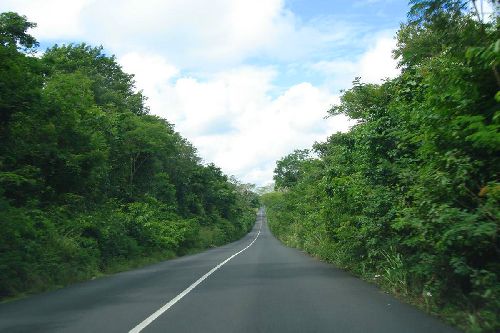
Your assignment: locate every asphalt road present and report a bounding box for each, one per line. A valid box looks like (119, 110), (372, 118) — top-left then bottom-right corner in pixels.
(0, 208), (459, 333)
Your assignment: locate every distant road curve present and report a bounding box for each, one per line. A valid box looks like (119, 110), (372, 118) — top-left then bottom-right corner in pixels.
(0, 208), (459, 332)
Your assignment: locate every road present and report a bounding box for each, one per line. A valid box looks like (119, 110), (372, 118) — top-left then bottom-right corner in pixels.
(0, 208), (459, 332)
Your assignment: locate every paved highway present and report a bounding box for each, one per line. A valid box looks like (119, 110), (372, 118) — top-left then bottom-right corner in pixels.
(0, 208), (459, 332)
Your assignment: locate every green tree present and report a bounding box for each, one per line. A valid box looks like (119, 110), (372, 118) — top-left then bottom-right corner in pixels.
(273, 149), (310, 190)
(0, 12), (258, 301)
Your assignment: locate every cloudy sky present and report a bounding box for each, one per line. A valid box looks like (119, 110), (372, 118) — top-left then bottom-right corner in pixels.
(1, 0), (409, 186)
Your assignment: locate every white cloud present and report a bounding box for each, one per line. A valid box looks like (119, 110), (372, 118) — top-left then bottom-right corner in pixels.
(312, 33), (399, 90)
(117, 34), (398, 185)
(0, 1), (400, 185)
(476, 0), (499, 22)
(120, 52), (179, 91)
(358, 35), (400, 82)
(1, 0), (93, 39)
(3, 0), (360, 70)
(77, 0), (288, 68)
(120, 53), (352, 185)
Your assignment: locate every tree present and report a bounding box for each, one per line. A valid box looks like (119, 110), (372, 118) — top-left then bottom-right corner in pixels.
(273, 149), (310, 190)
(0, 12), (38, 50)
(43, 44), (149, 115)
(0, 12), (40, 126)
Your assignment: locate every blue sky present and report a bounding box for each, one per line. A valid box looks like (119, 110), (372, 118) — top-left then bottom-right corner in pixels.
(2, 0), (411, 186)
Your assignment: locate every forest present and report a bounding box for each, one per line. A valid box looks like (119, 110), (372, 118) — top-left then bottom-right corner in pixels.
(262, 1), (499, 332)
(0, 12), (258, 300)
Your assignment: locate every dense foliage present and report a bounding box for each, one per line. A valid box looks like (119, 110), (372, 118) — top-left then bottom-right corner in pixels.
(0, 12), (258, 300)
(262, 1), (499, 331)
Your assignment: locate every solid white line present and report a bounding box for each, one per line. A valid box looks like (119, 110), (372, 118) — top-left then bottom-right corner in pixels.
(129, 219), (263, 333)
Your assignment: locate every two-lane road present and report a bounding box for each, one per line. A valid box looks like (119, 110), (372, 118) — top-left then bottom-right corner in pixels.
(0, 209), (459, 332)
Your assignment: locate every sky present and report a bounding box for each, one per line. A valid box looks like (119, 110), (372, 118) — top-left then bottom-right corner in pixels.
(1, 0), (410, 186)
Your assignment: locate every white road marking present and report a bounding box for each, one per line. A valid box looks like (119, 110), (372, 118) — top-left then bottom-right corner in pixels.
(129, 217), (263, 333)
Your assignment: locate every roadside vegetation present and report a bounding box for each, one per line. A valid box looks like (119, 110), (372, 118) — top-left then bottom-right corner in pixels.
(262, 1), (499, 331)
(0, 12), (259, 301)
